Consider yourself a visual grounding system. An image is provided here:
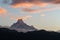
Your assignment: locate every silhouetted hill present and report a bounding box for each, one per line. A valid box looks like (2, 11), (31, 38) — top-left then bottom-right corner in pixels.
(0, 28), (60, 40)
(10, 19), (37, 32)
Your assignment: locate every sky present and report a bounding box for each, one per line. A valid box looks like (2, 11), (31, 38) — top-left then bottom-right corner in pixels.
(0, 0), (60, 31)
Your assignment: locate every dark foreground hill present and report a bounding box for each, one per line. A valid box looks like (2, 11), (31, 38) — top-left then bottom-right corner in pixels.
(0, 28), (60, 40)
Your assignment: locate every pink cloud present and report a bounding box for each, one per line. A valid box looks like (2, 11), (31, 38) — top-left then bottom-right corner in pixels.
(10, 0), (49, 8)
(10, 15), (32, 20)
(22, 6), (60, 13)
(0, 7), (7, 16)
(10, 0), (60, 8)
(22, 8), (40, 13)
(11, 3), (34, 8)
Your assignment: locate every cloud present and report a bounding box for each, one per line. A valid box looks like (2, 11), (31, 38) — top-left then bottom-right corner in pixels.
(22, 6), (60, 13)
(11, 3), (34, 8)
(0, 7), (7, 16)
(39, 6), (60, 12)
(10, 0), (60, 8)
(9, 0), (60, 14)
(10, 15), (32, 20)
(22, 8), (40, 13)
(51, 0), (60, 4)
(3, 0), (60, 15)
(10, 0), (49, 8)
(40, 14), (45, 17)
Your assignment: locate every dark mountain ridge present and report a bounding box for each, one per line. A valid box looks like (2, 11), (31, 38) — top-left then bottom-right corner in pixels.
(0, 28), (60, 40)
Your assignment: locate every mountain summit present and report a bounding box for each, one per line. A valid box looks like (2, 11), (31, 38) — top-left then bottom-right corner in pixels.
(16, 19), (24, 24)
(10, 19), (37, 32)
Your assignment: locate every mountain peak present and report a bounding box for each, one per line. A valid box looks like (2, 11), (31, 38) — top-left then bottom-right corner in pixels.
(17, 19), (24, 24)
(10, 19), (37, 32)
(18, 19), (23, 22)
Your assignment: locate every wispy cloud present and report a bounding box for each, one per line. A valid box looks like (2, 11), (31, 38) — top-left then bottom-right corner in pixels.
(0, 7), (7, 16)
(40, 6), (60, 12)
(9, 0), (60, 8)
(40, 14), (46, 17)
(51, 0), (60, 4)
(10, 0), (49, 8)
(3, 0), (60, 13)
(22, 6), (60, 13)
(2, 0), (60, 16)
(10, 15), (32, 20)
(11, 3), (34, 8)
(22, 8), (40, 13)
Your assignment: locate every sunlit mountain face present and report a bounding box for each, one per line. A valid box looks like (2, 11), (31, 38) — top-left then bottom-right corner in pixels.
(0, 0), (60, 31)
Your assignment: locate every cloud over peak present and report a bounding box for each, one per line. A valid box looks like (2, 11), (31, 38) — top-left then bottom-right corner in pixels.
(11, 15), (32, 20)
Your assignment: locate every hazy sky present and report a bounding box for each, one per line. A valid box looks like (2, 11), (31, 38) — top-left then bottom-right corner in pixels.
(0, 0), (60, 31)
